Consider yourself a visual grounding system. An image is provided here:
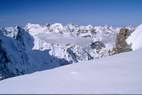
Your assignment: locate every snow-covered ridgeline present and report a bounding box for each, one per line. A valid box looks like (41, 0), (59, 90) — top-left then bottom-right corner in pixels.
(0, 23), (135, 79)
(25, 23), (124, 59)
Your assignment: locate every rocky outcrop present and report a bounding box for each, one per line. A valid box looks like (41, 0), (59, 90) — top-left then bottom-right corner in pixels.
(90, 41), (105, 50)
(113, 27), (133, 54)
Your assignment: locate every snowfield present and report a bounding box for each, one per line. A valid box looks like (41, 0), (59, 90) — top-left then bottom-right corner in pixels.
(0, 48), (142, 94)
(127, 24), (142, 50)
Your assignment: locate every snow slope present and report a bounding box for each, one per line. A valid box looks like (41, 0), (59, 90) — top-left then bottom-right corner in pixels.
(127, 24), (142, 50)
(0, 48), (142, 94)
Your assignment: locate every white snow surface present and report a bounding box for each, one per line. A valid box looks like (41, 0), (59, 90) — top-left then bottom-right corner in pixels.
(0, 48), (142, 94)
(126, 24), (142, 50)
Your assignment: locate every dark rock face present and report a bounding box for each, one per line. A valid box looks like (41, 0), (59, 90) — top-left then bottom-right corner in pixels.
(113, 28), (132, 54)
(90, 41), (105, 50)
(67, 48), (78, 63)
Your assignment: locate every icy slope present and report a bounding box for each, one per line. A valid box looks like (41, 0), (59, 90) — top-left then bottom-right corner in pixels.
(127, 24), (142, 50)
(0, 49), (142, 94)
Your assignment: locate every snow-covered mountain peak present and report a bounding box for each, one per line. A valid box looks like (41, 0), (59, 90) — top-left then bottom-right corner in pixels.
(49, 23), (64, 31)
(25, 23), (49, 35)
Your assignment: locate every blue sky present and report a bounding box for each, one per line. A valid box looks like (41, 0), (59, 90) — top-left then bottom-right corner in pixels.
(0, 0), (142, 26)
